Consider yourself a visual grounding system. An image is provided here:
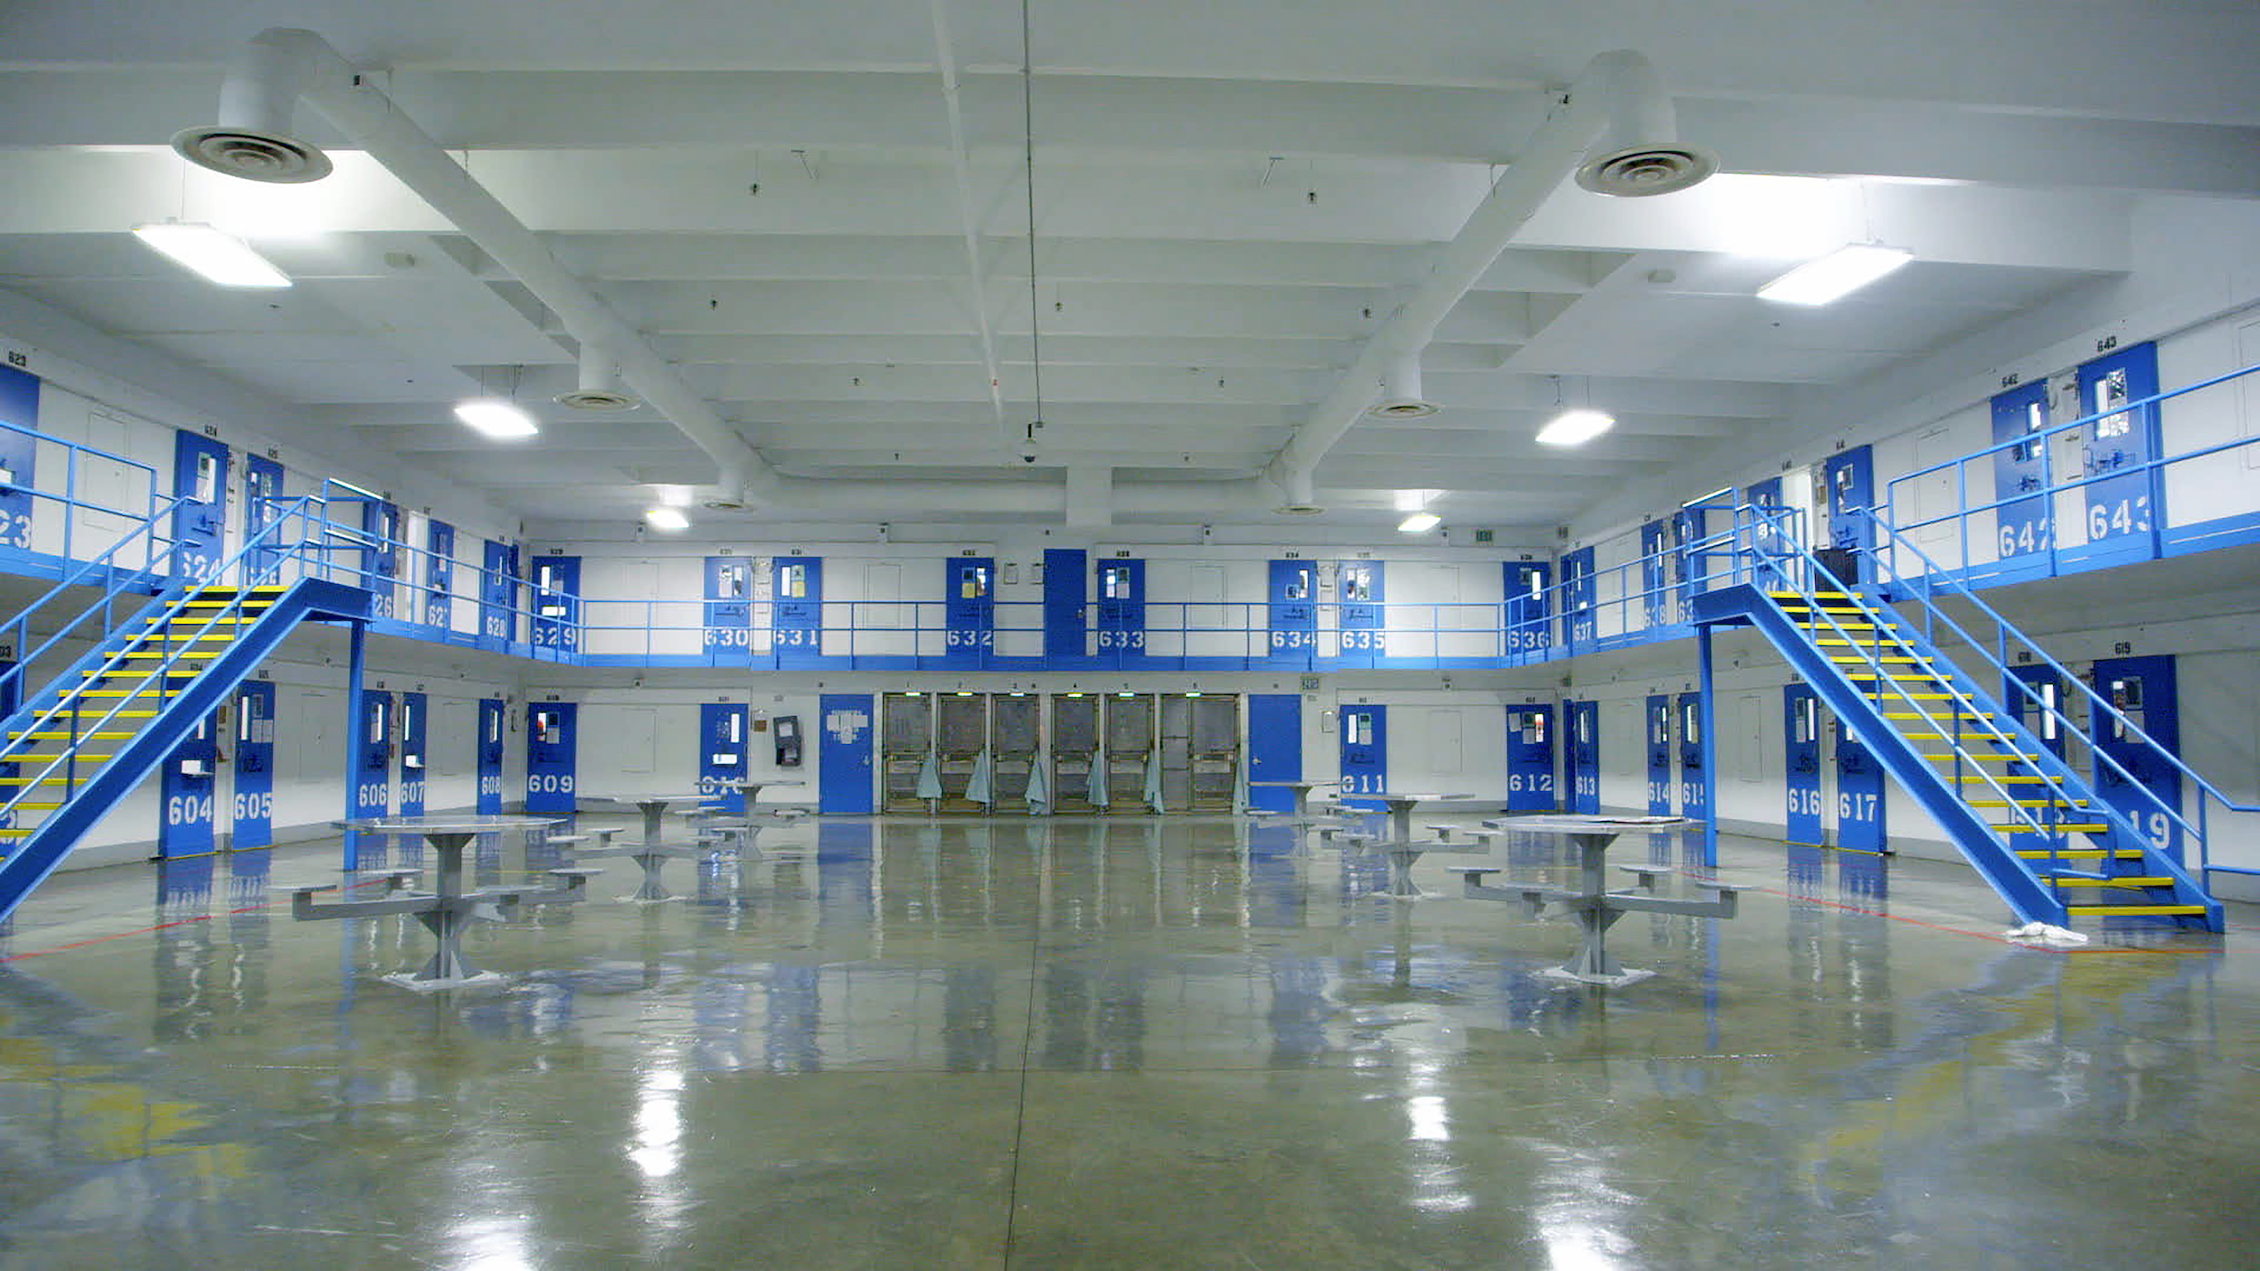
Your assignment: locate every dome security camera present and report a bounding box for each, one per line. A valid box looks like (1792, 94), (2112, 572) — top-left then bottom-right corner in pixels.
(1020, 437), (1041, 464)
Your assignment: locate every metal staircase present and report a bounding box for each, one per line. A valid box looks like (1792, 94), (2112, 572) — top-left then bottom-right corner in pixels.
(0, 491), (372, 923)
(1693, 506), (2223, 931)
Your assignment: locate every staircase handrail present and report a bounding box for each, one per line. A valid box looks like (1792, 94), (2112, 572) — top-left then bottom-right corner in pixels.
(1733, 503), (2065, 836)
(0, 492), (197, 708)
(1856, 507), (2246, 869)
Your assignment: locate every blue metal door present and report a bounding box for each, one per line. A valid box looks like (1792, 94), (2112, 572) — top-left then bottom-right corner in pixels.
(1043, 549), (1088, 661)
(480, 539), (517, 643)
(773, 555), (823, 666)
(699, 703), (749, 814)
(2003, 664), (2069, 854)
(229, 681), (275, 850)
(1095, 557), (1145, 662)
(1990, 380), (2054, 567)
(1267, 559), (1317, 663)
(1338, 704), (1385, 810)
(2089, 654), (2182, 862)
(241, 453), (284, 578)
(476, 697), (506, 813)
(361, 498), (401, 617)
(1568, 700), (1601, 814)
(1783, 684), (1824, 845)
(1645, 694), (1673, 814)
(1505, 705), (1556, 811)
(0, 365), (38, 558)
(157, 707), (221, 859)
(2071, 342), (2163, 569)
(397, 691), (428, 816)
(531, 555), (580, 653)
(944, 557), (994, 665)
(1836, 726), (1887, 852)
(1824, 445), (1876, 563)
(819, 693), (875, 815)
(171, 431), (229, 581)
(1675, 504), (1715, 608)
(1504, 561), (1551, 655)
(352, 691), (393, 821)
(1745, 476), (1783, 510)
(1560, 547), (1596, 645)
(704, 555), (754, 654)
(1639, 520), (1669, 628)
(1677, 691), (1706, 820)
(525, 702), (578, 814)
(424, 520), (455, 628)
(1246, 693), (1302, 814)
(1337, 560), (1384, 665)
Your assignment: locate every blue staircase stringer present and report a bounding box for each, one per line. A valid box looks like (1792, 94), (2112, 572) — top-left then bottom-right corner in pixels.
(1695, 582), (2074, 926)
(0, 577), (371, 924)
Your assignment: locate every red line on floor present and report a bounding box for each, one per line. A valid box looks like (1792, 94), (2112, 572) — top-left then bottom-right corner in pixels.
(0, 900), (277, 963)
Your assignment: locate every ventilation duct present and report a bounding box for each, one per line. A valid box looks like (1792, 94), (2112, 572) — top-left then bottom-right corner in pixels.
(555, 345), (641, 412)
(172, 30), (333, 183)
(1367, 353), (1438, 419)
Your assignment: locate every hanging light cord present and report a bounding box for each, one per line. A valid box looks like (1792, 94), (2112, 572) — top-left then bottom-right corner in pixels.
(1021, 0), (1044, 442)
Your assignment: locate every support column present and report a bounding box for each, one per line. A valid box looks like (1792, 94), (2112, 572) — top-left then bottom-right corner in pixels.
(343, 621), (367, 870)
(1697, 625), (1719, 869)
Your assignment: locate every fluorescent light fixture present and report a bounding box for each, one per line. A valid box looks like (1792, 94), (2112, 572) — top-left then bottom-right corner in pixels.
(1536, 409), (1616, 447)
(453, 397), (540, 440)
(644, 506), (690, 531)
(130, 222), (290, 288)
(1397, 511), (1442, 533)
(1757, 244), (1913, 306)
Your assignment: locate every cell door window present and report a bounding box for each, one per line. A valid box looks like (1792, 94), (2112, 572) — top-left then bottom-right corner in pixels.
(720, 564), (748, 597)
(487, 709), (502, 745)
(1523, 712), (1546, 744)
(2036, 682), (2059, 741)
(367, 700), (388, 745)
(1833, 463), (1860, 509)
(1345, 712), (1373, 745)
(780, 563), (808, 599)
(961, 566), (990, 599)
(1795, 696), (1816, 745)
(2108, 676), (2144, 740)
(1576, 710), (1591, 745)
(193, 452), (220, 504)
(1650, 705), (1668, 745)
(1521, 568), (1543, 598)
(2014, 401), (2046, 465)
(535, 710), (564, 745)
(1681, 700), (1701, 746)
(1342, 567), (1373, 602)
(1283, 569), (1310, 601)
(1102, 565), (1131, 599)
(2092, 370), (2132, 443)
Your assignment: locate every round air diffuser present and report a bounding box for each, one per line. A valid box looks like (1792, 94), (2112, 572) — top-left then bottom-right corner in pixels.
(172, 126), (333, 184)
(1575, 145), (1716, 198)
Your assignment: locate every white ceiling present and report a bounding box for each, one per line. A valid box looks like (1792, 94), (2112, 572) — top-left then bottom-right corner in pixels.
(1, 1), (2255, 528)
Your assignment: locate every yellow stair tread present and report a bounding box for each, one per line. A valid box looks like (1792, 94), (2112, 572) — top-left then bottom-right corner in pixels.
(2017, 848), (2145, 859)
(9, 732), (137, 741)
(2048, 876), (2175, 888)
(0, 777), (82, 787)
(8, 803), (66, 811)
(1952, 774), (2051, 783)
(1997, 823), (2109, 832)
(1889, 711), (1993, 720)
(1914, 736), (2024, 745)
(76, 690), (182, 698)
(146, 614), (260, 624)
(1834, 656), (1934, 664)
(119, 650), (224, 659)
(2066, 905), (2208, 917)
(1968, 798), (2088, 808)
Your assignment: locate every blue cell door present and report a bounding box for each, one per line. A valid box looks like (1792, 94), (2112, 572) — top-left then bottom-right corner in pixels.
(476, 697), (506, 813)
(229, 681), (275, 850)
(0, 365), (39, 557)
(773, 556), (823, 666)
(1268, 560), (1317, 663)
(526, 702), (578, 814)
(2003, 664), (2070, 855)
(352, 691), (393, 821)
(704, 555), (754, 655)
(1560, 547), (1596, 645)
(1338, 704), (1385, 810)
(1043, 549), (1088, 662)
(1095, 558), (1146, 662)
(1783, 684), (1824, 845)
(171, 431), (229, 581)
(424, 520), (455, 628)
(1824, 445), (1876, 573)
(1568, 700), (1601, 814)
(1246, 693), (1302, 815)
(1505, 705), (1556, 811)
(1676, 692), (1706, 820)
(361, 498), (401, 617)
(1337, 560), (1384, 664)
(531, 555), (581, 652)
(1504, 561), (1551, 655)
(818, 693), (876, 816)
(2070, 342), (2163, 570)
(1645, 694), (1673, 814)
(1990, 379), (2054, 569)
(699, 703), (749, 814)
(397, 691), (428, 816)
(481, 540), (518, 643)
(157, 707), (221, 858)
(241, 452), (284, 578)
(944, 557), (994, 665)
(1639, 520), (1669, 628)
(1836, 727), (1887, 852)
(2089, 654), (2182, 863)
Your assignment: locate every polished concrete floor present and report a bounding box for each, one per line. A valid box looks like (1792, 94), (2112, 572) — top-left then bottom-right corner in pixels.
(0, 814), (2253, 1270)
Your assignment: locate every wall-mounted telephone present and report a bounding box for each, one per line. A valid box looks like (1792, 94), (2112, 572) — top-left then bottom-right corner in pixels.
(774, 715), (803, 767)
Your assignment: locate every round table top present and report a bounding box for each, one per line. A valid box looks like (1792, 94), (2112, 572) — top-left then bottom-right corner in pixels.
(1247, 780), (1320, 787)
(334, 814), (563, 835)
(591, 793), (714, 805)
(1361, 791), (1479, 804)
(1492, 814), (1700, 834)
(730, 779), (805, 788)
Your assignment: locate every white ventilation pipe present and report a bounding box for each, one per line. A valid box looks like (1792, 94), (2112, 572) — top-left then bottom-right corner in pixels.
(1368, 352), (1436, 419)
(555, 343), (640, 411)
(1265, 49), (1711, 503)
(181, 30), (1279, 520)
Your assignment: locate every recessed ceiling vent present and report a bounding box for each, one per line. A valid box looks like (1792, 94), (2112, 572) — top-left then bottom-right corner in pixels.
(702, 495), (747, 511)
(172, 126), (332, 183)
(1275, 503), (1325, 516)
(555, 346), (642, 412)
